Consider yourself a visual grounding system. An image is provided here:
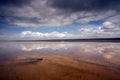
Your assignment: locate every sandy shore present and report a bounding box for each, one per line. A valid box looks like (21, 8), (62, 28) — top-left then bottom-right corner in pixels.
(0, 53), (120, 80)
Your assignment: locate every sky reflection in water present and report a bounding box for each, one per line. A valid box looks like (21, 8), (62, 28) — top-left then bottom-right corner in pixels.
(0, 42), (120, 62)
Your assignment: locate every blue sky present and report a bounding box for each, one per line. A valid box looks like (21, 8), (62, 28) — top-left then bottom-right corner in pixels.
(0, 0), (120, 40)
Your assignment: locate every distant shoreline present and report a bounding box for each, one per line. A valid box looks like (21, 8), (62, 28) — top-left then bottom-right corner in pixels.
(0, 38), (120, 42)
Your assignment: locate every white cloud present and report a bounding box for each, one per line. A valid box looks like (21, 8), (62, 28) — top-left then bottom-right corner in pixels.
(106, 15), (120, 24)
(76, 11), (116, 24)
(19, 31), (75, 40)
(78, 21), (120, 38)
(102, 21), (116, 29)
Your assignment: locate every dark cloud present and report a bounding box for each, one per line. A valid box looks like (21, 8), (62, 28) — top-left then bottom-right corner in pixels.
(48, 0), (120, 12)
(0, 0), (31, 7)
(0, 0), (32, 20)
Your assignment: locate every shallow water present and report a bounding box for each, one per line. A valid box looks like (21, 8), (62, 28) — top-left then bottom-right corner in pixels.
(0, 42), (120, 80)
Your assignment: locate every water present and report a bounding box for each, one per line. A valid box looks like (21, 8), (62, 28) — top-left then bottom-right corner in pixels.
(0, 42), (120, 80)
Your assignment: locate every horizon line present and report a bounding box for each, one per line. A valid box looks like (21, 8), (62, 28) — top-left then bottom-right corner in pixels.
(0, 38), (120, 42)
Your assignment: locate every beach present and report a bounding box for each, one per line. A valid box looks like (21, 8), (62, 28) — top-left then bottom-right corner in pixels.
(0, 42), (120, 80)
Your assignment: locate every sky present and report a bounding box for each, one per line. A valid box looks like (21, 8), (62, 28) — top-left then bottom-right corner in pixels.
(0, 0), (120, 40)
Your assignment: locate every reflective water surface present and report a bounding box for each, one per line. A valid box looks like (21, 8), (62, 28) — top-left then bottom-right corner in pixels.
(0, 42), (120, 80)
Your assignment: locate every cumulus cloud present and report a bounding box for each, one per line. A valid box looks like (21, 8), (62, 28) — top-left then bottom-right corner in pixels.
(0, 31), (73, 40)
(18, 31), (76, 40)
(102, 21), (115, 29)
(100, 21), (120, 32)
(78, 21), (120, 38)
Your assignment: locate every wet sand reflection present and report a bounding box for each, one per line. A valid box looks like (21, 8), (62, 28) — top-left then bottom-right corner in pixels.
(0, 42), (120, 80)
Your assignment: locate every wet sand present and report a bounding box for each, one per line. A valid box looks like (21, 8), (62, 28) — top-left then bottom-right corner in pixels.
(0, 42), (120, 80)
(0, 54), (120, 80)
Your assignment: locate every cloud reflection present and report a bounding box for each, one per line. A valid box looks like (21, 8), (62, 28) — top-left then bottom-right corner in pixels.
(0, 42), (120, 60)
(20, 42), (71, 51)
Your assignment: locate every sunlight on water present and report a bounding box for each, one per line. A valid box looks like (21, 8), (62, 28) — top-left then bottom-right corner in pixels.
(0, 42), (120, 80)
